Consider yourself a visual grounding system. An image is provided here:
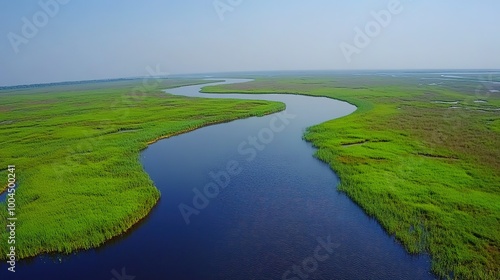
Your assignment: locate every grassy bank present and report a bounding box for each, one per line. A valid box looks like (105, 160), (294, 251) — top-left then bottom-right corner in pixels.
(0, 79), (285, 259)
(202, 76), (500, 279)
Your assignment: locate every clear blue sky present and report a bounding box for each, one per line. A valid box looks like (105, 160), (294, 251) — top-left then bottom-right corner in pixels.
(1, 0), (499, 86)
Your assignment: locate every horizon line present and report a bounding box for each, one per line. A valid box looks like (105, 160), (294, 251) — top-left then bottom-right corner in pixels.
(2, 68), (499, 89)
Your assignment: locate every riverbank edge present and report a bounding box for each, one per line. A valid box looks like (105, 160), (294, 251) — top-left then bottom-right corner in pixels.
(201, 80), (500, 279)
(0, 81), (286, 262)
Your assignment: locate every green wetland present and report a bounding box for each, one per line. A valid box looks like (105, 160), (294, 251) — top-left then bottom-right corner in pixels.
(0, 71), (499, 279)
(202, 72), (500, 279)
(0, 78), (284, 259)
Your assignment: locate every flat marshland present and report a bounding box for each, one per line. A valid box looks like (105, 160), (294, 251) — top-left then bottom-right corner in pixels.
(1, 74), (499, 279)
(203, 74), (500, 279)
(0, 79), (284, 259)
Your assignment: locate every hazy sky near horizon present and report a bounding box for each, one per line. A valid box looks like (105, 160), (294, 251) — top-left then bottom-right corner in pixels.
(1, 0), (499, 86)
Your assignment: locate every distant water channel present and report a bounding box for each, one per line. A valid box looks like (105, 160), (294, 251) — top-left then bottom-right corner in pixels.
(1, 79), (433, 279)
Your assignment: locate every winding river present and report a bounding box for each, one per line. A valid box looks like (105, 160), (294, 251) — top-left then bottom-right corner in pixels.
(1, 79), (433, 279)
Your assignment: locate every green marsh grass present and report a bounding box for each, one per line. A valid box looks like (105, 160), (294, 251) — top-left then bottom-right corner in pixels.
(203, 76), (500, 279)
(0, 79), (285, 259)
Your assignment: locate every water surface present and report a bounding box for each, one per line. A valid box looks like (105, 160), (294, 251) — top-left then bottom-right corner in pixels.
(1, 79), (433, 279)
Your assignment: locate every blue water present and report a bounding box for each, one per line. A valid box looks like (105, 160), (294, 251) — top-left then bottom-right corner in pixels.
(0, 190), (7, 202)
(0, 79), (433, 279)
